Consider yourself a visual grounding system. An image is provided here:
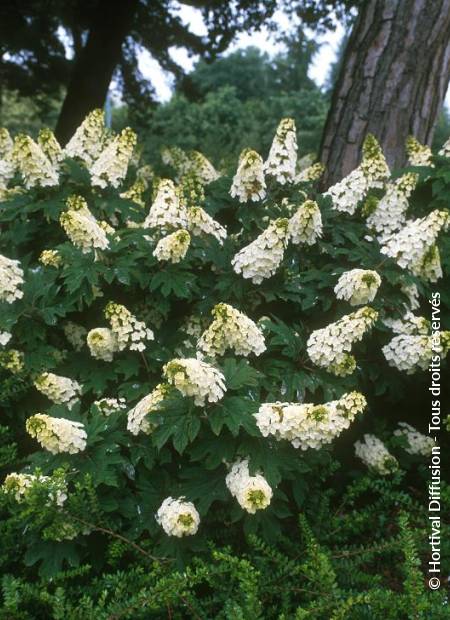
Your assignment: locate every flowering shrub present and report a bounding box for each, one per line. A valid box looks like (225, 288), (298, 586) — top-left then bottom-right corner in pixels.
(0, 112), (449, 576)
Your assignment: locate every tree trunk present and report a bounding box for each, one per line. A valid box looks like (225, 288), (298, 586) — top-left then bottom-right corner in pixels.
(319, 0), (450, 187)
(55, 0), (138, 145)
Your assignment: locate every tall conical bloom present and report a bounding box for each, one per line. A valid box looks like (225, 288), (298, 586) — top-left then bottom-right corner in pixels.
(90, 127), (137, 188)
(12, 134), (59, 188)
(187, 206), (227, 243)
(38, 128), (63, 168)
(60, 195), (110, 253)
(143, 179), (188, 230)
(64, 109), (107, 166)
(355, 434), (398, 474)
(0, 254), (24, 303)
(230, 148), (266, 202)
(105, 302), (154, 352)
(26, 414), (87, 454)
(153, 229), (191, 263)
(127, 383), (170, 435)
(406, 136), (433, 167)
(264, 118), (297, 184)
(0, 128), (15, 188)
(366, 173), (418, 241)
(34, 372), (82, 409)
(288, 199), (322, 245)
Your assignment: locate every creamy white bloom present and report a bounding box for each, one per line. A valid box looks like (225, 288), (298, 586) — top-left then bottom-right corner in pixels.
(230, 148), (266, 202)
(3, 472), (67, 506)
(354, 434), (398, 474)
(153, 229), (191, 263)
(334, 269), (381, 306)
(188, 150), (220, 184)
(161, 146), (192, 178)
(439, 135), (450, 157)
(105, 302), (154, 352)
(225, 458), (272, 514)
(60, 195), (109, 254)
(288, 199), (322, 245)
(394, 422), (435, 456)
(143, 179), (188, 230)
(406, 136), (433, 167)
(187, 206), (227, 243)
(382, 330), (450, 374)
(0, 331), (12, 346)
(90, 127), (137, 188)
(38, 128), (63, 168)
(64, 109), (107, 166)
(163, 358), (226, 406)
(401, 282), (420, 311)
(0, 254), (24, 303)
(127, 383), (170, 435)
(198, 303), (266, 357)
(34, 372), (82, 409)
(294, 162), (324, 183)
(87, 327), (118, 361)
(0, 128), (15, 187)
(64, 322), (87, 351)
(120, 179), (146, 207)
(0, 349), (24, 373)
(307, 307), (378, 376)
(39, 249), (62, 267)
(264, 118), (297, 184)
(383, 312), (429, 336)
(366, 173), (418, 241)
(232, 218), (290, 284)
(156, 496), (200, 537)
(26, 414), (87, 454)
(93, 397), (127, 416)
(12, 134), (59, 188)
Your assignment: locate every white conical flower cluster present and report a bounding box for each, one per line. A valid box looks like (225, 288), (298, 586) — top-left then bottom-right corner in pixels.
(230, 148), (266, 202)
(163, 358), (226, 406)
(382, 329), (450, 374)
(288, 199), (322, 245)
(34, 372), (82, 409)
(406, 136), (433, 167)
(161, 146), (192, 178)
(143, 179), (188, 230)
(156, 496), (200, 537)
(64, 109), (107, 166)
(380, 210), (449, 281)
(64, 322), (87, 351)
(12, 134), (59, 188)
(39, 249), (62, 267)
(38, 128), (63, 168)
(90, 127), (137, 188)
(225, 458), (272, 514)
(60, 195), (110, 254)
(105, 302), (154, 352)
(325, 135), (389, 214)
(0, 331), (12, 346)
(383, 312), (429, 336)
(26, 414), (87, 454)
(232, 218), (290, 284)
(3, 472), (67, 506)
(127, 383), (170, 435)
(264, 118), (297, 184)
(307, 307), (378, 376)
(153, 229), (191, 263)
(187, 206), (227, 243)
(294, 162), (324, 183)
(198, 303), (266, 358)
(0, 128), (15, 188)
(394, 422), (435, 456)
(334, 269), (381, 306)
(93, 397), (126, 416)
(366, 173), (418, 241)
(255, 391), (366, 450)
(87, 327), (118, 361)
(188, 150), (220, 184)
(0, 254), (24, 303)
(354, 434), (398, 475)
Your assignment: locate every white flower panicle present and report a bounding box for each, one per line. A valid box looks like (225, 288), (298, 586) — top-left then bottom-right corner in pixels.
(189, 150), (221, 184)
(105, 302), (154, 352)
(161, 146), (192, 178)
(37, 128), (63, 168)
(156, 496), (200, 537)
(354, 434), (398, 475)
(0, 129), (15, 188)
(294, 162), (325, 183)
(334, 269), (381, 306)
(0, 349), (24, 373)
(288, 199), (323, 245)
(382, 329), (450, 374)
(0, 254), (24, 303)
(34, 372), (82, 409)
(225, 458), (272, 514)
(60, 195), (110, 254)
(64, 109), (107, 166)
(307, 307), (378, 376)
(12, 134), (59, 188)
(87, 327), (118, 361)
(198, 303), (266, 357)
(163, 358), (226, 406)
(39, 249), (62, 267)
(143, 178), (188, 230)
(187, 206), (227, 243)
(90, 127), (137, 188)
(438, 135), (450, 157)
(153, 229), (191, 263)
(230, 148), (267, 202)
(127, 383), (170, 435)
(394, 422), (435, 456)
(0, 331), (12, 346)
(26, 414), (87, 454)
(406, 136), (433, 167)
(383, 312), (429, 336)
(366, 173), (418, 241)
(0, 127), (13, 157)
(232, 218), (290, 284)
(264, 118), (297, 184)
(255, 391), (366, 450)
(93, 397), (126, 416)
(3, 472), (67, 506)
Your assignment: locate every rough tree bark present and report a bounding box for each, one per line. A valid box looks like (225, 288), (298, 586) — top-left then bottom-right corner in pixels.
(55, 0), (139, 145)
(319, 0), (450, 187)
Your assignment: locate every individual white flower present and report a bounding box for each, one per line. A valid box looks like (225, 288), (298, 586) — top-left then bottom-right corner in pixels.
(153, 229), (191, 263)
(156, 496), (200, 537)
(143, 179), (188, 230)
(0, 331), (12, 346)
(105, 302), (154, 352)
(230, 148), (266, 202)
(64, 109), (107, 166)
(294, 162), (325, 183)
(232, 218), (290, 284)
(3, 472), (67, 506)
(39, 249), (62, 267)
(93, 397), (127, 416)
(34, 372), (82, 409)
(126, 383), (170, 435)
(307, 307), (378, 376)
(64, 322), (87, 351)
(225, 458), (272, 514)
(334, 269), (381, 306)
(163, 358), (226, 406)
(264, 118), (297, 184)
(187, 206), (227, 243)
(288, 199), (322, 245)
(198, 303), (266, 357)
(90, 127), (137, 188)
(26, 414), (87, 454)
(37, 128), (63, 168)
(0, 254), (24, 303)
(12, 134), (59, 188)
(394, 422), (435, 456)
(60, 195), (109, 254)
(406, 136), (433, 167)
(354, 434), (398, 474)
(366, 173), (418, 241)
(87, 327), (118, 361)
